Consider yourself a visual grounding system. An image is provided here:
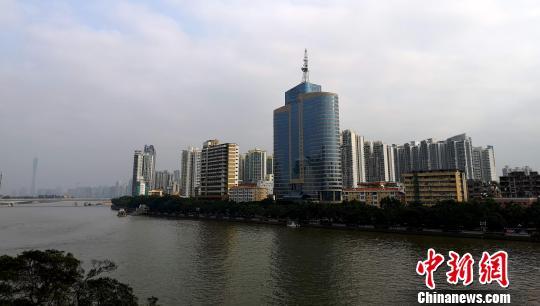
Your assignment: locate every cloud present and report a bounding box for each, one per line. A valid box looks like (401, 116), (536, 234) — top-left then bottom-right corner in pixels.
(1, 0), (539, 192)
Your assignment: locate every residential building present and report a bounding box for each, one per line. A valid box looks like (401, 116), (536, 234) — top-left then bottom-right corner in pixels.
(142, 145), (156, 189)
(148, 189), (164, 197)
(500, 169), (540, 198)
(199, 139), (239, 200)
(180, 147), (201, 198)
(472, 146), (497, 183)
(467, 180), (501, 200)
(266, 155), (274, 175)
(244, 149), (267, 183)
(502, 165), (533, 176)
(257, 174), (274, 195)
(364, 140), (390, 182)
(273, 50), (342, 203)
(402, 170), (468, 205)
(229, 184), (269, 203)
(341, 129), (366, 188)
(481, 146), (497, 182)
(343, 182), (404, 207)
(154, 170), (176, 194)
(238, 153), (246, 183)
(446, 134), (474, 180)
(173, 170), (181, 186)
(154, 170), (170, 191)
(392, 134), (494, 183)
(131, 150), (145, 196)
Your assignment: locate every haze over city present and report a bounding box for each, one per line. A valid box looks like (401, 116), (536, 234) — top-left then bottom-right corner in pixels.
(1, 0), (539, 192)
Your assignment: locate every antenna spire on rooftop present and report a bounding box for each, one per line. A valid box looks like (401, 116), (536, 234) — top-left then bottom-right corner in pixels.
(301, 48), (309, 83)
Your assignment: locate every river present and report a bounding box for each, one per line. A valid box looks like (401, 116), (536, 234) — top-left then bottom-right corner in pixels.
(0, 200), (539, 305)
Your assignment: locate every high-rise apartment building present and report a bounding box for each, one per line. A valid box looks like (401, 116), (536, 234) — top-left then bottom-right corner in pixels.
(180, 147), (201, 198)
(266, 155), (274, 175)
(481, 146), (497, 182)
(131, 145), (156, 196)
(341, 130), (366, 188)
(199, 140), (239, 200)
(472, 145), (496, 183)
(238, 153), (246, 183)
(142, 145), (156, 189)
(132, 150), (145, 196)
(154, 170), (174, 192)
(364, 141), (390, 182)
(392, 134), (493, 182)
(244, 149), (267, 183)
(446, 134), (474, 180)
(273, 50), (342, 203)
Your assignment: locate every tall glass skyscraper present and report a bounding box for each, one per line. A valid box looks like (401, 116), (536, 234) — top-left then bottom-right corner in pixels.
(273, 50), (342, 203)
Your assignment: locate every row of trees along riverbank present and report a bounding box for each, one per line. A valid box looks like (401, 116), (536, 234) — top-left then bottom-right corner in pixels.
(112, 196), (540, 235)
(0, 249), (160, 305)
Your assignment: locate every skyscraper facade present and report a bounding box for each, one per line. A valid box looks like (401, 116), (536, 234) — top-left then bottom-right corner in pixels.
(154, 170), (174, 193)
(131, 150), (145, 196)
(31, 158), (38, 196)
(364, 141), (390, 182)
(472, 145), (497, 183)
(273, 50), (342, 203)
(266, 155), (274, 175)
(341, 130), (365, 188)
(238, 153), (246, 183)
(142, 145), (156, 190)
(446, 134), (474, 180)
(244, 149), (267, 183)
(180, 147), (201, 198)
(199, 139), (239, 200)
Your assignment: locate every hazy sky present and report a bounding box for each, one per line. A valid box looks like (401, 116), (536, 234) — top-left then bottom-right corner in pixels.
(1, 0), (539, 192)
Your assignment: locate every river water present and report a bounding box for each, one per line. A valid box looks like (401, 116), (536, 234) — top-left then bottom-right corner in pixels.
(0, 201), (539, 305)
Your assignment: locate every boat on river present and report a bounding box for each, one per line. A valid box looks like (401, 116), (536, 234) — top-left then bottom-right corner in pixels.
(287, 220), (300, 228)
(117, 209), (127, 217)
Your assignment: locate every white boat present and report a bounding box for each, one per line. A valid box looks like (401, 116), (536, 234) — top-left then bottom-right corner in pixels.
(287, 220), (300, 228)
(117, 209), (127, 217)
(133, 204), (149, 216)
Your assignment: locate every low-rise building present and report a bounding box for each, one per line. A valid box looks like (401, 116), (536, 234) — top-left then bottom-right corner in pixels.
(148, 189), (164, 197)
(257, 174), (274, 195)
(493, 197), (538, 207)
(229, 184), (268, 203)
(500, 169), (540, 198)
(343, 182), (404, 207)
(467, 180), (501, 200)
(402, 170), (468, 205)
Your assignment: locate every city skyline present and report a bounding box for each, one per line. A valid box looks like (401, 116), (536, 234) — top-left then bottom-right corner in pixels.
(2, 1), (540, 192)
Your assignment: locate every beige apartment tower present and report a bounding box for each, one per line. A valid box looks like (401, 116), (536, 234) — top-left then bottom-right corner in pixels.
(199, 139), (239, 200)
(402, 170), (468, 205)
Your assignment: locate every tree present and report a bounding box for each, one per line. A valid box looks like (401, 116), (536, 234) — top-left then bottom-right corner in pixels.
(0, 250), (139, 306)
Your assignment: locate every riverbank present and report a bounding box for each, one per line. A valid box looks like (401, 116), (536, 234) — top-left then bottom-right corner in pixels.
(141, 211), (539, 243)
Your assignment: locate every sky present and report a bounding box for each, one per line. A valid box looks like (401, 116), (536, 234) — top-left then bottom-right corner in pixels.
(1, 0), (540, 193)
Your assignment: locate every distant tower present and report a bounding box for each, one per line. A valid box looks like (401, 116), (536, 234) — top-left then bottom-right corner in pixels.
(143, 145), (156, 190)
(0, 171), (3, 193)
(301, 49), (309, 83)
(31, 158), (38, 196)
